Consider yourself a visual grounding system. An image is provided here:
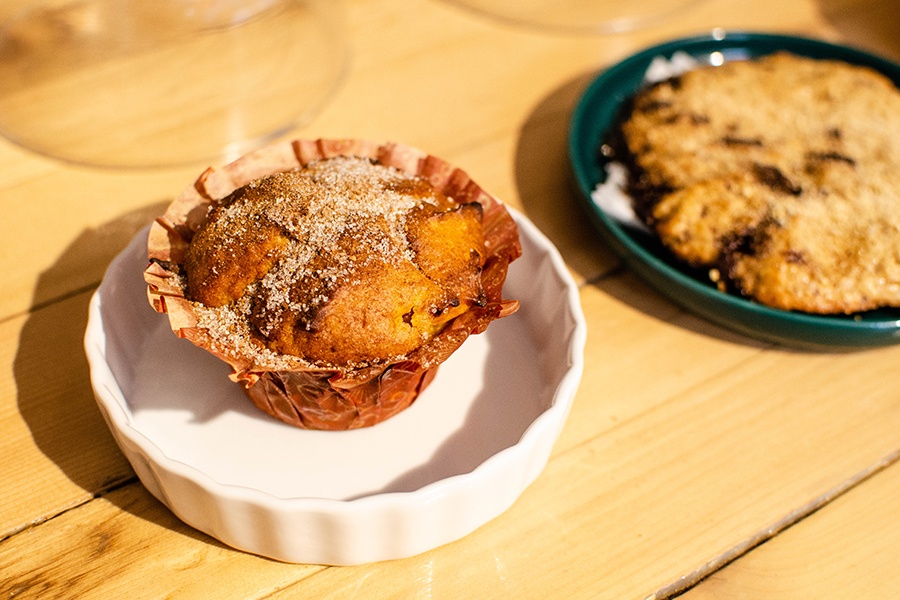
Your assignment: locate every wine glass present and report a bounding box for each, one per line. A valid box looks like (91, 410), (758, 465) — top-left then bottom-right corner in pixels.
(0, 0), (348, 168)
(442, 0), (705, 34)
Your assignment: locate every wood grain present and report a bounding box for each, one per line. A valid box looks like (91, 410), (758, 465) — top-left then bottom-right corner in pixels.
(1, 0), (898, 598)
(1, 291), (133, 541)
(681, 459), (900, 599)
(258, 284), (900, 600)
(0, 483), (324, 600)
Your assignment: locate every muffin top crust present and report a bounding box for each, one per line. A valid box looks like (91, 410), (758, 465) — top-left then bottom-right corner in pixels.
(183, 155), (487, 369)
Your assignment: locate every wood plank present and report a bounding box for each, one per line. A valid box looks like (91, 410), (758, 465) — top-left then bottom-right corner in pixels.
(1, 290), (133, 540)
(0, 483), (324, 600)
(817, 0), (900, 62)
(2, 1), (898, 598)
(4, 282), (894, 599)
(257, 285), (900, 600)
(448, 119), (622, 286)
(680, 458), (900, 599)
(0, 170), (196, 320)
(557, 271), (769, 454)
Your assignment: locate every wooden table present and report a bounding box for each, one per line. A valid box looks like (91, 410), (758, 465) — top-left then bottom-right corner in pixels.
(2, 0), (898, 597)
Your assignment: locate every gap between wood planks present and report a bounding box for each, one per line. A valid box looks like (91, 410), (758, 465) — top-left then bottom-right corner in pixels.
(655, 448), (900, 600)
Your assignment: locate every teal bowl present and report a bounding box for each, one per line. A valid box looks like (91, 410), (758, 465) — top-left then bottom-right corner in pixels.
(568, 31), (900, 349)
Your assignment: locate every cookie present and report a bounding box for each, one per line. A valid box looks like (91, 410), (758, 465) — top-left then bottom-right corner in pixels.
(616, 52), (900, 314)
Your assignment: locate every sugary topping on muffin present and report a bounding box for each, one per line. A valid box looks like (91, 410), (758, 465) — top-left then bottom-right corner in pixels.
(183, 156), (487, 369)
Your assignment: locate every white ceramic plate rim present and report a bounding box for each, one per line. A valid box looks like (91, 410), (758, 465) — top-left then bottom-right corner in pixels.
(85, 208), (586, 563)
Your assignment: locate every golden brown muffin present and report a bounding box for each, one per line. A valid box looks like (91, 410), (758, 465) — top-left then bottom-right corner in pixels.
(615, 52), (900, 314)
(144, 139), (521, 429)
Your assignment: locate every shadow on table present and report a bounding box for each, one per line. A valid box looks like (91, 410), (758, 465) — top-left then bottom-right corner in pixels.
(817, 0), (900, 63)
(510, 67), (619, 286)
(12, 200), (231, 550)
(14, 202), (162, 487)
(511, 65), (771, 350)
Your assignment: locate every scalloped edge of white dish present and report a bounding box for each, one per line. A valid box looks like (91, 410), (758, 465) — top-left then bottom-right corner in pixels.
(84, 208), (586, 565)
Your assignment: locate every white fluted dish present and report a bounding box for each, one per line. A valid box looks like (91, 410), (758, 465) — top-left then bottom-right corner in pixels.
(84, 209), (586, 565)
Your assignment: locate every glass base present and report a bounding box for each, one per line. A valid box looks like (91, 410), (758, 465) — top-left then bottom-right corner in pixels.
(443, 0), (705, 35)
(0, 0), (348, 168)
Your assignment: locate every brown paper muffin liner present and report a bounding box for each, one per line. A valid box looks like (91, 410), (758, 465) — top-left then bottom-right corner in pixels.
(144, 139), (521, 430)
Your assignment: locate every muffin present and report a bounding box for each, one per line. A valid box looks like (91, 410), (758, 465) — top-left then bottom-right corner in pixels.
(611, 52), (900, 314)
(144, 139), (521, 429)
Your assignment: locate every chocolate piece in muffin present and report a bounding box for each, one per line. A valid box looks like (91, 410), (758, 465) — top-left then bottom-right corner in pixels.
(615, 52), (900, 314)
